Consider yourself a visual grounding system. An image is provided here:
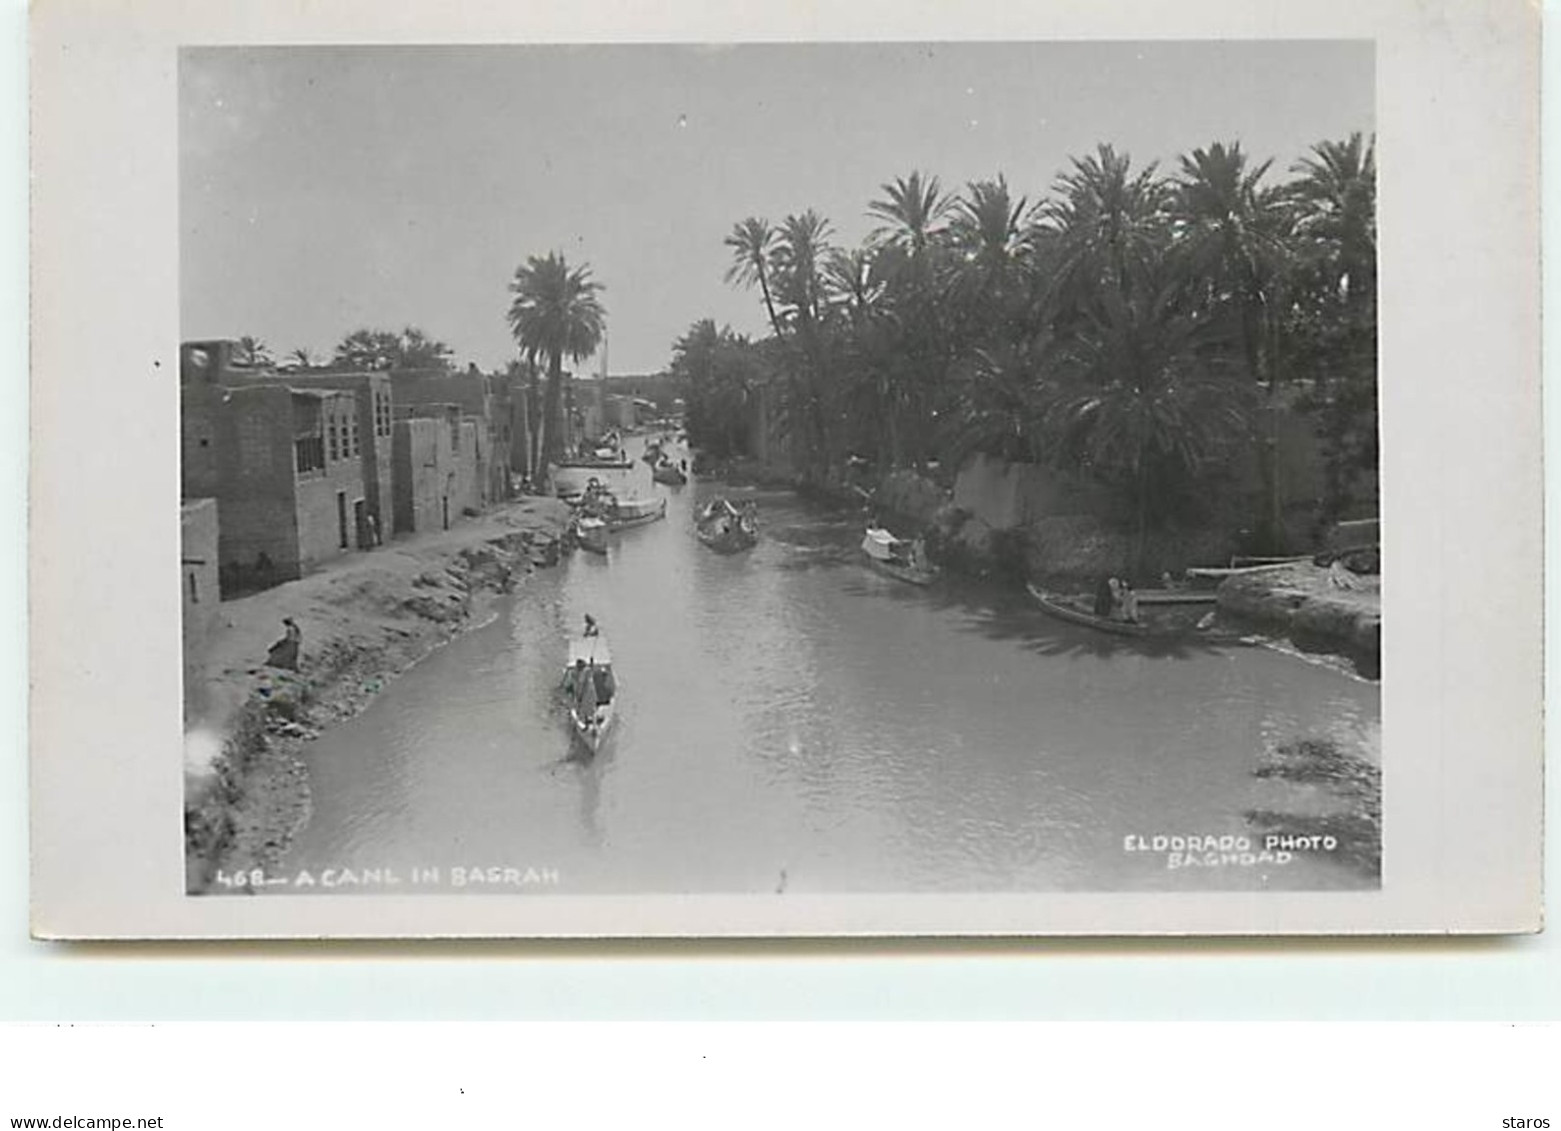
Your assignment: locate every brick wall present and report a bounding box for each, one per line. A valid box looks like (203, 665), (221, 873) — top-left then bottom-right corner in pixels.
(455, 419), (481, 514)
(261, 372), (394, 530)
(392, 417), (446, 534)
(294, 390), (369, 571)
(180, 497), (219, 714)
(211, 385), (303, 580)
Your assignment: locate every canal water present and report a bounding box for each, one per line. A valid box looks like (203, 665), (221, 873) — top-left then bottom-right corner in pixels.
(281, 444), (1381, 893)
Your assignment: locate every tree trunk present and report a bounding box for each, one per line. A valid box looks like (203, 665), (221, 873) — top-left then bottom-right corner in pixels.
(541, 352), (565, 469)
(758, 268), (784, 341)
(1134, 458), (1149, 578)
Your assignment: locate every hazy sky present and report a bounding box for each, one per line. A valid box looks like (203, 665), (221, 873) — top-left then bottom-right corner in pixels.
(180, 42), (1373, 374)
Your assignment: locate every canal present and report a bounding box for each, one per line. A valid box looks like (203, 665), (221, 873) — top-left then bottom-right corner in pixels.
(281, 446), (1381, 893)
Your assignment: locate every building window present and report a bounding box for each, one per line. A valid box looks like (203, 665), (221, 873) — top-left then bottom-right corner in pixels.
(188, 572), (198, 604)
(296, 435), (325, 474)
(349, 412), (359, 457)
(328, 418), (338, 462)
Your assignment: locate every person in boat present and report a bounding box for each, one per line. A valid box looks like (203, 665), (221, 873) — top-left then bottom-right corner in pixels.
(910, 535), (928, 572)
(1120, 581), (1141, 624)
(576, 660), (599, 724)
(1093, 575), (1115, 618)
(583, 614), (600, 638)
(1105, 577), (1124, 620)
(266, 617), (302, 671)
(563, 657), (587, 698)
(593, 664), (615, 704)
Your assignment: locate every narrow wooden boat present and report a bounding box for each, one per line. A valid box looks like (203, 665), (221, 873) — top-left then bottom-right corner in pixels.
(861, 527), (938, 586)
(652, 461), (688, 486)
(697, 514), (758, 554)
(607, 494), (667, 528)
(1026, 583), (1151, 636)
(574, 516), (608, 555)
(560, 634), (616, 756)
(1027, 583), (1255, 644)
(1185, 561), (1303, 580)
(1133, 589), (1218, 606)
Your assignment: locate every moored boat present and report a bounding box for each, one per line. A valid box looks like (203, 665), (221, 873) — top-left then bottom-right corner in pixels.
(1026, 583), (1151, 636)
(552, 459), (636, 503)
(574, 515), (608, 555)
(607, 493), (668, 528)
(560, 632), (616, 755)
(577, 480), (668, 529)
(1026, 583), (1254, 643)
(861, 526), (937, 586)
(652, 460), (688, 486)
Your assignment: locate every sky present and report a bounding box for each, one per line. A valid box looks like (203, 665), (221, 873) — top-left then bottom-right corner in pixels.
(180, 41), (1373, 375)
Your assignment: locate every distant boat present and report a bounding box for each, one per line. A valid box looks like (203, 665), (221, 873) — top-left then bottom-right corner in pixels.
(861, 526), (937, 586)
(696, 501), (758, 553)
(652, 461), (688, 486)
(560, 633), (616, 756)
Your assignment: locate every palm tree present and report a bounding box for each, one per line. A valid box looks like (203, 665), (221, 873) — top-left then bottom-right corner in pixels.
(724, 218), (784, 340)
(769, 211), (836, 476)
(947, 175), (1038, 346)
(507, 252), (606, 476)
(1041, 144), (1172, 314)
(1287, 133), (1378, 525)
(1289, 132), (1376, 313)
(289, 346), (316, 368)
(1042, 271), (1253, 573)
(1171, 142), (1295, 548)
(1171, 142), (1291, 384)
(235, 335), (272, 367)
(868, 171), (953, 254)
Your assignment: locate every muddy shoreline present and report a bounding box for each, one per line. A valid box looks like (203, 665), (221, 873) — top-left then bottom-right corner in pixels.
(184, 498), (573, 893)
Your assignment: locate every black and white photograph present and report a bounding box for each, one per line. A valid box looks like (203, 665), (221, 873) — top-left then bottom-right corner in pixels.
(27, 0), (1542, 939)
(176, 41), (1384, 899)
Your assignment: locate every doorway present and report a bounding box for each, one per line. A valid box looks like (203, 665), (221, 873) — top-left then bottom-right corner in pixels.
(336, 491), (349, 549)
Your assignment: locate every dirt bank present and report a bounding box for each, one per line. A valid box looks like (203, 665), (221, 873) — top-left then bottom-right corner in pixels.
(1215, 562), (1381, 679)
(183, 497), (573, 893)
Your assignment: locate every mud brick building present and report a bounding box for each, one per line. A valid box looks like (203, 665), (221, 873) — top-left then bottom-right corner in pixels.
(181, 343), (372, 591)
(254, 371), (395, 538)
(391, 367), (511, 506)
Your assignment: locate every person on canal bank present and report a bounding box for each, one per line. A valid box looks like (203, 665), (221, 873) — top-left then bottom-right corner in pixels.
(266, 617), (302, 671)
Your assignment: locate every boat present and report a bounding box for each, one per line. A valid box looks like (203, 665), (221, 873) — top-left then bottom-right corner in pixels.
(1133, 589), (1218, 606)
(574, 515), (608, 555)
(605, 493), (667, 528)
(552, 459), (636, 502)
(652, 460), (688, 486)
(1026, 583), (1254, 643)
(1184, 561), (1305, 581)
(861, 526), (937, 586)
(560, 633), (616, 755)
(696, 502), (758, 553)
(1026, 583), (1152, 637)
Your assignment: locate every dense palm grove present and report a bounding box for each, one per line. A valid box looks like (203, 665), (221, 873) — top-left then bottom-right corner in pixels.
(676, 135), (1377, 552)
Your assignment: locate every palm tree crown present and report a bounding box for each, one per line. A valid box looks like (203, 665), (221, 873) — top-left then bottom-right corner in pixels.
(507, 252), (606, 472)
